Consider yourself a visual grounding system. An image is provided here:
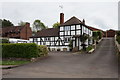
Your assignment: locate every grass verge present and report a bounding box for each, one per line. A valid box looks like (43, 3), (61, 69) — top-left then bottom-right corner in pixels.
(0, 61), (30, 65)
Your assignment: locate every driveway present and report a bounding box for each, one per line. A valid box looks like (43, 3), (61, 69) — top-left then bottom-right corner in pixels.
(2, 38), (118, 78)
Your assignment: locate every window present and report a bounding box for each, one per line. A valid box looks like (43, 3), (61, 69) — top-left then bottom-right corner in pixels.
(60, 27), (64, 31)
(51, 42), (54, 45)
(46, 42), (49, 45)
(64, 31), (70, 35)
(45, 37), (50, 41)
(37, 38), (40, 41)
(76, 30), (81, 35)
(64, 37), (71, 42)
(64, 26), (70, 31)
(51, 37), (54, 41)
(71, 25), (75, 30)
(45, 38), (47, 41)
(68, 31), (70, 35)
(34, 38), (37, 42)
(71, 31), (75, 35)
(76, 25), (81, 29)
(60, 32), (64, 35)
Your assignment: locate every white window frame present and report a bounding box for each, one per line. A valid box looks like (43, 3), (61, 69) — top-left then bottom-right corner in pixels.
(71, 25), (75, 30)
(60, 27), (64, 31)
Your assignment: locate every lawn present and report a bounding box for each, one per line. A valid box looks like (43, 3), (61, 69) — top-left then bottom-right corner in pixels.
(0, 61), (30, 65)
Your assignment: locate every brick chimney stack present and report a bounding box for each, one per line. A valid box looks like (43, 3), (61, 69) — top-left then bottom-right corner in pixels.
(25, 22), (30, 27)
(60, 13), (64, 24)
(24, 22), (31, 40)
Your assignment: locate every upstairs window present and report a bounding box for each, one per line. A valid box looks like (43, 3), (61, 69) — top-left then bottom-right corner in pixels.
(60, 27), (64, 31)
(76, 25), (81, 29)
(71, 25), (75, 30)
(64, 26), (70, 31)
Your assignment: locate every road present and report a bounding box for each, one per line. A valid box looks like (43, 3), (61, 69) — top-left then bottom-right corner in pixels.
(2, 38), (118, 78)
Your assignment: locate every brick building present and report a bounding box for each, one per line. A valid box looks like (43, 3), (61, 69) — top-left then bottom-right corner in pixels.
(104, 29), (116, 37)
(0, 22), (32, 40)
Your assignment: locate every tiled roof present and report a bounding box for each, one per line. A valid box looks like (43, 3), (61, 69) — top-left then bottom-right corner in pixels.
(60, 16), (82, 26)
(1, 26), (24, 36)
(34, 28), (59, 37)
(87, 26), (103, 31)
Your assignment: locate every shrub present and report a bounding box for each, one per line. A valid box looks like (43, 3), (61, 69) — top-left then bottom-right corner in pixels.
(0, 39), (9, 43)
(97, 31), (102, 39)
(2, 43), (39, 58)
(68, 40), (73, 50)
(93, 31), (102, 43)
(116, 36), (120, 44)
(86, 45), (93, 52)
(38, 45), (48, 56)
(116, 31), (120, 36)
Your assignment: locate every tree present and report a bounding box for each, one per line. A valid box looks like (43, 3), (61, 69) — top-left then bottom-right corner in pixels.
(18, 21), (26, 26)
(92, 31), (102, 44)
(33, 20), (47, 32)
(53, 22), (60, 28)
(97, 31), (102, 39)
(80, 33), (89, 51)
(2, 19), (14, 27)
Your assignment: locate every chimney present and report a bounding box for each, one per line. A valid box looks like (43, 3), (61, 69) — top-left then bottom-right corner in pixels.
(25, 22), (30, 40)
(83, 19), (85, 25)
(25, 22), (30, 27)
(60, 13), (64, 24)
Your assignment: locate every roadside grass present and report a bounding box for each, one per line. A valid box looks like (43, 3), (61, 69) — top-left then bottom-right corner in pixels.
(0, 61), (30, 65)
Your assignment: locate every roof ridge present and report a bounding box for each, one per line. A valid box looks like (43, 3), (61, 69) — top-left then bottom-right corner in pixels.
(60, 16), (82, 26)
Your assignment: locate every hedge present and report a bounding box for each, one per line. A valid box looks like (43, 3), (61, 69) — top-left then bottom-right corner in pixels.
(2, 43), (39, 58)
(0, 39), (9, 43)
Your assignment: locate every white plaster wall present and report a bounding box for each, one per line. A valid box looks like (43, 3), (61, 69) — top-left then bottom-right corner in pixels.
(29, 38), (33, 42)
(73, 41), (75, 48)
(49, 46), (70, 51)
(37, 38), (39, 41)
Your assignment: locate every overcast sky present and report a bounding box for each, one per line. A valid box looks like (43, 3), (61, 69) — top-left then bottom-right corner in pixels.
(1, 1), (118, 31)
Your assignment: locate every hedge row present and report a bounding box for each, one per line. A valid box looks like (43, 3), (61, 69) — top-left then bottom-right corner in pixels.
(0, 39), (9, 43)
(2, 43), (48, 58)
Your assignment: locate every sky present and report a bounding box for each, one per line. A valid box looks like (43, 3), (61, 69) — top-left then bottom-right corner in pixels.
(0, 0), (119, 31)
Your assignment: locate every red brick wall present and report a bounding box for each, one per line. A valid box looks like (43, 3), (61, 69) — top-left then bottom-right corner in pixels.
(106, 30), (116, 37)
(60, 13), (64, 24)
(20, 23), (32, 40)
(103, 30), (116, 37)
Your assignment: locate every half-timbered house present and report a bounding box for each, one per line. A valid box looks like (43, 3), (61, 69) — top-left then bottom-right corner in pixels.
(29, 13), (95, 51)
